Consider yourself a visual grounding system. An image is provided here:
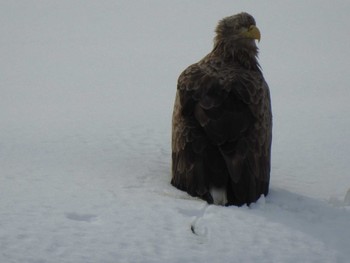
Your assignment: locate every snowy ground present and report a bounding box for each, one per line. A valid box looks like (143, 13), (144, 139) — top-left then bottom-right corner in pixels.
(1, 1), (350, 262)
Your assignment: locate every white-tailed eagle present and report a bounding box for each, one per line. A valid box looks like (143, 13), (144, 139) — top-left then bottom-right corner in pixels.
(171, 12), (272, 206)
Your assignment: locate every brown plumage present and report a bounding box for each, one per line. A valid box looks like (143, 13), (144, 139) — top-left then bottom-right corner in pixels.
(171, 12), (272, 206)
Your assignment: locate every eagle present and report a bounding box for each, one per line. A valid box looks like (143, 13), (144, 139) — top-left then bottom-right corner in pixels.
(171, 12), (272, 206)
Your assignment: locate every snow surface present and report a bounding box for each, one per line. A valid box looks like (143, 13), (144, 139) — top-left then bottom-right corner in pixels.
(1, 1), (350, 262)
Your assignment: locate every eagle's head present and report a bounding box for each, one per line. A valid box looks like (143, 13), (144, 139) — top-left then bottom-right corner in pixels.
(214, 12), (261, 67)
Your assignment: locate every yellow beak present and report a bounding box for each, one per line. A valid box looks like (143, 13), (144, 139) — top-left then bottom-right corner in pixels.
(241, 25), (261, 42)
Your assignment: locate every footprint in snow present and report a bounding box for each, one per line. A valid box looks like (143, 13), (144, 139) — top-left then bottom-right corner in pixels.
(65, 212), (98, 223)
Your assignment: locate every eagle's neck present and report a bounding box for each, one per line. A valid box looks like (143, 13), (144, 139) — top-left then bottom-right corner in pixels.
(212, 41), (260, 71)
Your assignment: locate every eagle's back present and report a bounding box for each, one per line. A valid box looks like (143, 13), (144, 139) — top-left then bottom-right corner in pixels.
(172, 55), (272, 206)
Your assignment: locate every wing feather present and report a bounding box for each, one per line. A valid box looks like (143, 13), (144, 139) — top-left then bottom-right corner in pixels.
(172, 61), (272, 205)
